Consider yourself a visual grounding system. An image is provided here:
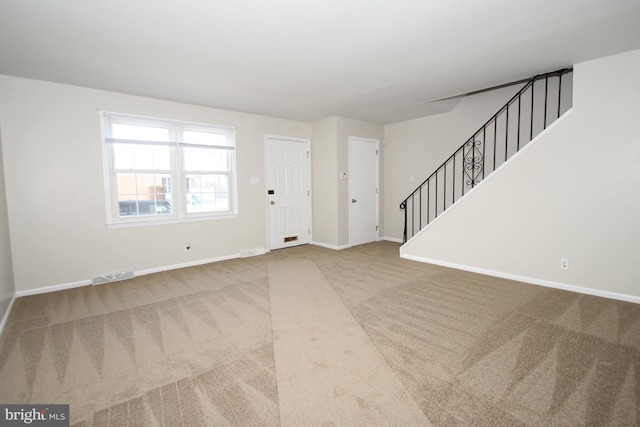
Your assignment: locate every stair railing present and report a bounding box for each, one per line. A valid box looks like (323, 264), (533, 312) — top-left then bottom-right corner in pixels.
(400, 68), (573, 243)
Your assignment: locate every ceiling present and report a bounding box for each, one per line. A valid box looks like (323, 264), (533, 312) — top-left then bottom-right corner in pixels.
(1, 0), (640, 124)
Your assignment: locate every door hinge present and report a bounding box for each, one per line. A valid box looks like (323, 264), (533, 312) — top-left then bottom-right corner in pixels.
(376, 149), (379, 155)
(307, 151), (310, 158)
(376, 225), (379, 231)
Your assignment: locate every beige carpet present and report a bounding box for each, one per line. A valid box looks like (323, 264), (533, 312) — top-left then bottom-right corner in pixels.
(268, 257), (430, 426)
(0, 241), (639, 426)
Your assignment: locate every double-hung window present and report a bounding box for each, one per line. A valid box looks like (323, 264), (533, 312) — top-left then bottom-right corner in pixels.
(100, 112), (237, 226)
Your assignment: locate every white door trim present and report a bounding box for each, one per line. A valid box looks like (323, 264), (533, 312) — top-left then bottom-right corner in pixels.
(348, 136), (380, 247)
(264, 135), (312, 251)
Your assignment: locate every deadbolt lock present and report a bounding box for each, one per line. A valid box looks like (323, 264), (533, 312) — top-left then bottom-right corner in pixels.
(270, 200), (275, 205)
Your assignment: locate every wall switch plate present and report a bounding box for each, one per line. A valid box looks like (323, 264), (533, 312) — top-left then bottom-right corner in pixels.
(560, 258), (569, 270)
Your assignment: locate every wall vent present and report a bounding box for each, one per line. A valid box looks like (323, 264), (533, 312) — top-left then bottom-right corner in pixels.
(92, 270), (135, 285)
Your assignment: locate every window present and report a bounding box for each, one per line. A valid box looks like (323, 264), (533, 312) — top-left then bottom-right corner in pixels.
(100, 112), (237, 226)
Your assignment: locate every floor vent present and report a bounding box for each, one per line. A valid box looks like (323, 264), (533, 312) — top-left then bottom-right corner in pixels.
(239, 249), (266, 258)
(92, 270), (135, 285)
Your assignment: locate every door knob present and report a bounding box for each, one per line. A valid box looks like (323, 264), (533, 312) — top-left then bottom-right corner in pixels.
(270, 200), (275, 205)
(352, 199), (357, 203)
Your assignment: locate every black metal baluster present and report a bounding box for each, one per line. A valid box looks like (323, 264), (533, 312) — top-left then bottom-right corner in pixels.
(452, 153), (456, 206)
(461, 143), (466, 196)
(418, 187), (422, 231)
(493, 117), (497, 172)
(557, 73), (562, 118)
(517, 93), (521, 151)
(402, 202), (407, 242)
(443, 163), (447, 210)
(426, 180), (430, 225)
(544, 75), (549, 129)
(482, 127), (486, 179)
(471, 142), (475, 188)
(530, 79), (535, 141)
(505, 104), (509, 162)
(435, 171), (438, 218)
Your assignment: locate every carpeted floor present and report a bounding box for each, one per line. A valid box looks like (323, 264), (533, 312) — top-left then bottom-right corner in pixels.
(268, 256), (430, 426)
(0, 241), (639, 426)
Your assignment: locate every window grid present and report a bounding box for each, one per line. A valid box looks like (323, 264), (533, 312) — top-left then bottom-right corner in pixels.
(101, 112), (237, 225)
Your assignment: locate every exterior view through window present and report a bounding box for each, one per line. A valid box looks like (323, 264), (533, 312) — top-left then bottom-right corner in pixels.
(100, 112), (236, 225)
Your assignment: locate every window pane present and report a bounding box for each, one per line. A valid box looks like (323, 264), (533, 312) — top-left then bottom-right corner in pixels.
(183, 147), (228, 171)
(186, 173), (229, 213)
(183, 130), (229, 146)
(116, 173), (172, 217)
(152, 146), (171, 169)
(114, 144), (171, 170)
(112, 123), (170, 142)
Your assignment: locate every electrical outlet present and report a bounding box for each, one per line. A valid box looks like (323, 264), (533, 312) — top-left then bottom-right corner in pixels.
(185, 243), (191, 252)
(560, 258), (569, 270)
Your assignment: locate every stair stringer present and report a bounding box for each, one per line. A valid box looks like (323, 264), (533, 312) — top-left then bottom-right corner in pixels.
(401, 109), (572, 254)
(399, 105), (636, 305)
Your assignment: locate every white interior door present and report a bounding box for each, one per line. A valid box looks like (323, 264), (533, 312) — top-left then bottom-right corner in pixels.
(349, 137), (379, 246)
(265, 136), (311, 250)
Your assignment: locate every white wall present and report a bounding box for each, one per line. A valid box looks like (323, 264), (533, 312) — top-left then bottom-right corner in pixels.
(0, 127), (16, 326)
(311, 117), (339, 247)
(0, 76), (311, 293)
(383, 84), (524, 240)
(401, 49), (640, 301)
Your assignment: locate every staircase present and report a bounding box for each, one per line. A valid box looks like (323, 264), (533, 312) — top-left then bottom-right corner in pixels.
(400, 69), (573, 243)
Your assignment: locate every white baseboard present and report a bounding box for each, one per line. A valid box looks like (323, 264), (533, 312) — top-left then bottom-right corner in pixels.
(382, 236), (403, 244)
(14, 249), (267, 298)
(136, 253), (240, 277)
(0, 293), (17, 337)
(401, 253), (640, 304)
(311, 241), (349, 250)
(16, 279), (90, 297)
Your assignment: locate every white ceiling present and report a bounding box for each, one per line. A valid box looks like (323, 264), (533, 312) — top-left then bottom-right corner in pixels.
(1, 0), (640, 124)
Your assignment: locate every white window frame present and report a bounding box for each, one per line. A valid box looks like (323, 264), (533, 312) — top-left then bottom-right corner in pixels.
(100, 111), (238, 228)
